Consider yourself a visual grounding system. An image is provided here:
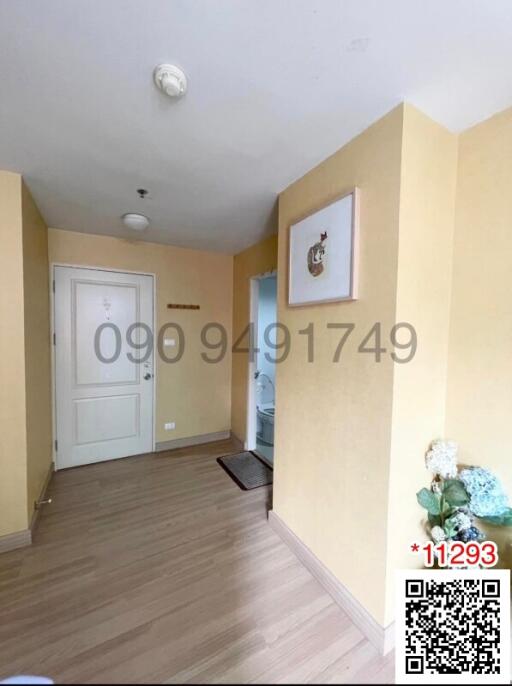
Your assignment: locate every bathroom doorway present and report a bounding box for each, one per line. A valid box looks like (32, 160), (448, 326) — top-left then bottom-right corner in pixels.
(246, 271), (277, 467)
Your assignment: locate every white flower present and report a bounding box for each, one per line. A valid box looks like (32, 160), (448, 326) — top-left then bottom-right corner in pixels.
(425, 440), (458, 479)
(449, 512), (472, 532)
(431, 525), (446, 544)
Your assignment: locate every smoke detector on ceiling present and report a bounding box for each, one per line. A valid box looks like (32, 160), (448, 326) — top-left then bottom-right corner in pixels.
(153, 64), (187, 98)
(122, 213), (149, 231)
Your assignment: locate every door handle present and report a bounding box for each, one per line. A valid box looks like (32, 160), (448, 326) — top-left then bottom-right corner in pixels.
(143, 372), (153, 380)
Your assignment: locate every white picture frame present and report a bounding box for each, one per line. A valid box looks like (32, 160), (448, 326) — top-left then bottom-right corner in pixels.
(288, 188), (359, 306)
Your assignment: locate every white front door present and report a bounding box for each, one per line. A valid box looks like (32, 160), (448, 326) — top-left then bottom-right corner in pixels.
(54, 266), (154, 469)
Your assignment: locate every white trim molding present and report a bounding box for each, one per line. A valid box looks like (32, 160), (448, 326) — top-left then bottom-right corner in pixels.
(268, 510), (394, 655)
(156, 430), (231, 452)
(0, 529), (32, 554)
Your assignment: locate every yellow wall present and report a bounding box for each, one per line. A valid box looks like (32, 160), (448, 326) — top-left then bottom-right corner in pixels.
(273, 106), (404, 626)
(0, 171), (29, 536)
(0, 173), (52, 537)
(231, 234), (278, 443)
(385, 106), (458, 622)
(48, 229), (233, 444)
(273, 102), (512, 627)
(446, 107), (512, 567)
(22, 181), (53, 524)
(1, 100), (510, 606)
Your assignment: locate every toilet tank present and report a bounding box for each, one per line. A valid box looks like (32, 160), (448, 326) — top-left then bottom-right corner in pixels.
(257, 407), (274, 446)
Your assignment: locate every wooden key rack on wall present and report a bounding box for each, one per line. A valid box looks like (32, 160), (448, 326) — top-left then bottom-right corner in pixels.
(167, 303), (201, 310)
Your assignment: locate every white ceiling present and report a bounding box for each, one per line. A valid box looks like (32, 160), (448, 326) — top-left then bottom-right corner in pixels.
(1, 1), (511, 254)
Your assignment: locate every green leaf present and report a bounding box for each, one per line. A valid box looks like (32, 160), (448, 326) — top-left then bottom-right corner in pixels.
(441, 498), (454, 515)
(479, 508), (512, 527)
(442, 479), (470, 507)
(443, 517), (459, 539)
(417, 488), (441, 515)
(428, 512), (441, 527)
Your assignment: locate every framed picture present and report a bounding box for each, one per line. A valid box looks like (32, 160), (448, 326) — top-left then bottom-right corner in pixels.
(288, 188), (359, 306)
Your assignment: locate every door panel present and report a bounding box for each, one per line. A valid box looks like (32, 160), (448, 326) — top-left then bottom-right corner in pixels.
(73, 280), (139, 386)
(54, 266), (154, 469)
(73, 394), (140, 445)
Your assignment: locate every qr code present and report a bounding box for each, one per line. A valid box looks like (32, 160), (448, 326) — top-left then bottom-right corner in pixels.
(395, 569), (510, 684)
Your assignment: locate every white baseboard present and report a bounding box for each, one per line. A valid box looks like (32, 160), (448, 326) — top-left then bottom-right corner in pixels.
(268, 510), (394, 655)
(155, 430), (231, 452)
(0, 529), (32, 554)
(0, 461), (55, 556)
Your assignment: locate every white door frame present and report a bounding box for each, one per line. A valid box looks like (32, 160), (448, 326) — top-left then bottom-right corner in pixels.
(245, 269), (277, 451)
(50, 262), (157, 470)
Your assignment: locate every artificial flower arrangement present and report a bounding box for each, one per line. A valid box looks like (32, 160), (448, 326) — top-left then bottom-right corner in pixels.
(416, 440), (512, 545)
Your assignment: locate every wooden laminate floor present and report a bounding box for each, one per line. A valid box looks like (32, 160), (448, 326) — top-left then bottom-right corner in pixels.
(0, 439), (394, 684)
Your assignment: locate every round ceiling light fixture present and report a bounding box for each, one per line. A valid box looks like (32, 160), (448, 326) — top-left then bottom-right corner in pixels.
(122, 212), (149, 231)
(153, 63), (187, 98)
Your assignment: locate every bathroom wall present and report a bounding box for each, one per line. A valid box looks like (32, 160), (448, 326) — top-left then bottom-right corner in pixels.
(256, 276), (277, 405)
(231, 234), (278, 443)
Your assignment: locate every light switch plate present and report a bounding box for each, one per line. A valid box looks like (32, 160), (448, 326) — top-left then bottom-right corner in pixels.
(163, 338), (176, 347)
(164, 422), (176, 431)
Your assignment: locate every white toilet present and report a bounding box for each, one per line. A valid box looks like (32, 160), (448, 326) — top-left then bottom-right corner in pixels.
(257, 405), (274, 446)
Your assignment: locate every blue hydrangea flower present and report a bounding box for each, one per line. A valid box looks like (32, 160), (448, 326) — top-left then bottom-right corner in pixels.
(459, 467), (509, 517)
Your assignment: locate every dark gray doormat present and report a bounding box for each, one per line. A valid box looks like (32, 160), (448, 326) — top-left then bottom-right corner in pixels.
(217, 451), (273, 490)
